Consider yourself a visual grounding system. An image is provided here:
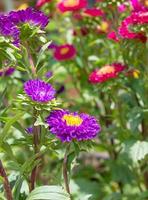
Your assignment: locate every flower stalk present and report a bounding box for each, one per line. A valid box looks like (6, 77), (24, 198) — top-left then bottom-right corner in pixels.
(63, 144), (71, 198)
(0, 160), (13, 200)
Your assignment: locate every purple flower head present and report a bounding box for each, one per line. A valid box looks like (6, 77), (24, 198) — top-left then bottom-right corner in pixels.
(26, 127), (33, 134)
(0, 67), (15, 77)
(0, 14), (20, 46)
(8, 7), (49, 29)
(46, 109), (101, 142)
(24, 79), (56, 103)
(45, 71), (53, 78)
(48, 43), (58, 50)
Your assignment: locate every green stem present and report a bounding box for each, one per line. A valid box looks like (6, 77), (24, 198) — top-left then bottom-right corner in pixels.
(30, 109), (40, 192)
(63, 144), (72, 198)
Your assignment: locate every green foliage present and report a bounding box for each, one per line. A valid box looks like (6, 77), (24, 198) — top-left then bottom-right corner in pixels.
(26, 186), (70, 200)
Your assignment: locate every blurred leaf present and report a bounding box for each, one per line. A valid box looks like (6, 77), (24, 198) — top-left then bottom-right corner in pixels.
(129, 141), (148, 163)
(26, 185), (70, 200)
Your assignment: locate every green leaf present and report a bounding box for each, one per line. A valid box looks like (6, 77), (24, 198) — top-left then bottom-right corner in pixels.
(26, 185), (70, 200)
(0, 112), (24, 146)
(36, 41), (52, 68)
(129, 141), (148, 163)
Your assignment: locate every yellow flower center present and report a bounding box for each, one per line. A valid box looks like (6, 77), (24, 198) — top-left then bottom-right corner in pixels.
(100, 21), (109, 32)
(133, 70), (140, 79)
(64, 0), (79, 7)
(97, 65), (115, 75)
(60, 47), (69, 55)
(62, 114), (83, 126)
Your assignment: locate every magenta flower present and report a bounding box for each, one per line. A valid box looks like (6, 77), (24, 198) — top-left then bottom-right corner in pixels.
(0, 67), (15, 77)
(89, 63), (126, 84)
(117, 3), (127, 13)
(107, 31), (119, 42)
(118, 11), (148, 41)
(83, 8), (104, 17)
(24, 79), (56, 103)
(46, 109), (101, 142)
(53, 44), (76, 61)
(57, 0), (87, 13)
(130, 0), (147, 11)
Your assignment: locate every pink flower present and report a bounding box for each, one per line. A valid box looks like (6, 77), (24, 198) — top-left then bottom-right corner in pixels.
(53, 44), (76, 61)
(107, 31), (119, 42)
(83, 8), (104, 17)
(117, 4), (127, 13)
(36, 0), (52, 8)
(57, 0), (87, 12)
(130, 0), (147, 11)
(118, 11), (148, 42)
(89, 63), (126, 84)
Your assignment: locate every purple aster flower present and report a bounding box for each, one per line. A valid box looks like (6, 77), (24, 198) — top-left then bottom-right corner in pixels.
(8, 7), (49, 29)
(46, 109), (101, 142)
(45, 71), (53, 78)
(24, 79), (56, 103)
(0, 67), (15, 77)
(0, 15), (20, 46)
(26, 127), (33, 134)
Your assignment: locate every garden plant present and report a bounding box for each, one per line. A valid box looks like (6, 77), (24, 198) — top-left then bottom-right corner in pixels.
(0, 0), (148, 199)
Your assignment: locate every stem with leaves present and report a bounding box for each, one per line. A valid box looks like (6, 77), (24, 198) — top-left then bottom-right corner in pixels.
(0, 160), (13, 200)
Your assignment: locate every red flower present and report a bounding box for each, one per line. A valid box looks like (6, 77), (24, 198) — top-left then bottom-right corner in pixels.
(89, 63), (126, 84)
(53, 44), (76, 61)
(107, 31), (119, 42)
(36, 0), (51, 8)
(83, 8), (104, 17)
(117, 3), (127, 13)
(57, 0), (87, 12)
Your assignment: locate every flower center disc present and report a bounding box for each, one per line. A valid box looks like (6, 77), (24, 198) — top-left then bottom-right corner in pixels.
(97, 65), (115, 75)
(64, 0), (79, 7)
(62, 114), (83, 126)
(60, 47), (69, 55)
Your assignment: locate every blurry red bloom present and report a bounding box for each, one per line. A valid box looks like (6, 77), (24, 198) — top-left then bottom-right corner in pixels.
(53, 44), (76, 61)
(57, 0), (87, 12)
(117, 3), (127, 13)
(89, 63), (126, 84)
(36, 0), (51, 8)
(83, 8), (104, 17)
(130, 0), (147, 11)
(107, 31), (119, 42)
(73, 27), (89, 36)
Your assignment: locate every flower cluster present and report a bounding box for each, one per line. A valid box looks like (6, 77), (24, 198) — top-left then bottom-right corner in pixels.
(119, 0), (148, 41)
(46, 109), (101, 142)
(89, 63), (126, 84)
(24, 79), (56, 103)
(0, 8), (49, 46)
